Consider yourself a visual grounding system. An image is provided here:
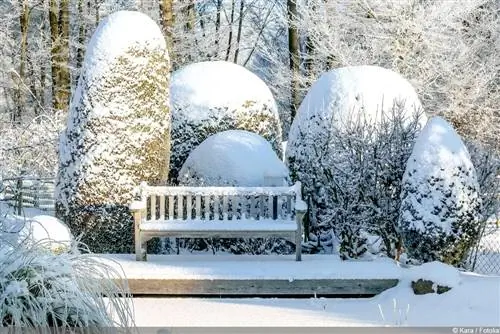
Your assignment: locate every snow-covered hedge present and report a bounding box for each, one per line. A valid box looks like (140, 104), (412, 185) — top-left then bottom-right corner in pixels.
(56, 11), (171, 253)
(285, 66), (427, 258)
(398, 116), (481, 266)
(170, 61), (283, 183)
(179, 130), (289, 187)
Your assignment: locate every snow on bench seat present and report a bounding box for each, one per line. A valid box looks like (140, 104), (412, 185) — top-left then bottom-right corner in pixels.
(140, 220), (298, 232)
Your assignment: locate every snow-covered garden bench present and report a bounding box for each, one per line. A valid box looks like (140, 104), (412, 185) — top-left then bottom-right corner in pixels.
(129, 182), (307, 261)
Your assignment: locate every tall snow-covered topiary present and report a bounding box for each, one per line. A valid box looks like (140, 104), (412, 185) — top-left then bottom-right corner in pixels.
(56, 11), (171, 253)
(398, 116), (481, 266)
(169, 61), (283, 183)
(286, 65), (427, 259)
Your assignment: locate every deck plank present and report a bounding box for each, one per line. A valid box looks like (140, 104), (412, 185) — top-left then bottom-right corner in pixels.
(101, 254), (402, 296)
(124, 278), (399, 296)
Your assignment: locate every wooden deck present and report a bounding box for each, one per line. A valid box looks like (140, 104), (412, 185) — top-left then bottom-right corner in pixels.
(102, 254), (402, 297)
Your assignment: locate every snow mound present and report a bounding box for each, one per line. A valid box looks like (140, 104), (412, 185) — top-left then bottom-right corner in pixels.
(398, 116), (481, 265)
(179, 130), (289, 187)
(169, 61), (282, 182)
(23, 215), (73, 252)
(0, 215), (72, 253)
(403, 261), (461, 288)
(84, 10), (166, 84)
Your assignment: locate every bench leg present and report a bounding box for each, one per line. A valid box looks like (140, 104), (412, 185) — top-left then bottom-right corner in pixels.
(295, 234), (302, 261)
(133, 209), (147, 261)
(135, 233), (147, 261)
(140, 240), (148, 261)
(295, 212), (304, 261)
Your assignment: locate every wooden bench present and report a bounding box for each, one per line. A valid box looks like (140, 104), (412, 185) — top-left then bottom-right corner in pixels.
(129, 182), (307, 261)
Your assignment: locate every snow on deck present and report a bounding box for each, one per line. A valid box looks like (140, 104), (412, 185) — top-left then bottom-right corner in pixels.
(99, 254), (402, 280)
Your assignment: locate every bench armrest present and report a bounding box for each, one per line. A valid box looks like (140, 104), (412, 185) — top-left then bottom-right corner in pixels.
(295, 198), (307, 214)
(293, 181), (307, 214)
(130, 200), (146, 212)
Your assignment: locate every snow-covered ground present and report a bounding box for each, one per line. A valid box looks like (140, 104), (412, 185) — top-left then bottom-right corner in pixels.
(99, 254), (500, 327)
(132, 271), (500, 327)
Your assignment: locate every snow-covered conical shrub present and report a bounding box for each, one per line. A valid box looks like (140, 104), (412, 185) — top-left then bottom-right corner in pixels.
(179, 130), (288, 187)
(170, 61), (283, 183)
(398, 116), (481, 266)
(56, 11), (171, 253)
(285, 65), (427, 258)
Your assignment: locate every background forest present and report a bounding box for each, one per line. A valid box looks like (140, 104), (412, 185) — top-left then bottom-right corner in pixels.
(0, 0), (498, 178)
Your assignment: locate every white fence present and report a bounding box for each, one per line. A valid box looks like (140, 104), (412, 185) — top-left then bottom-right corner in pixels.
(1, 175), (55, 214)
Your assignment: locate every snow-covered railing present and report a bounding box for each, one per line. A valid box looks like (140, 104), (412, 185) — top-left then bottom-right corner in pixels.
(1, 175), (55, 214)
(130, 182), (307, 262)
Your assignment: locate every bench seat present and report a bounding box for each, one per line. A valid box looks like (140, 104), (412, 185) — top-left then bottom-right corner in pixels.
(141, 220), (298, 232)
(130, 181), (307, 261)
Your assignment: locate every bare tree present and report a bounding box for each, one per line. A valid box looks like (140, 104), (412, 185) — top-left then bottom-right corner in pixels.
(286, 0), (299, 120)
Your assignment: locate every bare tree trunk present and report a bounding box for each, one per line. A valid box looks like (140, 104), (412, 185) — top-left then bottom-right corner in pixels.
(49, 0), (70, 112)
(304, 35), (314, 79)
(94, 0), (100, 27)
(159, 0), (174, 64)
(58, 0), (70, 111)
(225, 0), (236, 61)
(14, 0), (30, 122)
(19, 0), (29, 82)
(233, 0), (244, 63)
(49, 0), (60, 111)
(76, 0), (86, 71)
(40, 60), (46, 110)
(28, 59), (39, 116)
(214, 0), (222, 56)
(184, 0), (195, 31)
(287, 0), (300, 120)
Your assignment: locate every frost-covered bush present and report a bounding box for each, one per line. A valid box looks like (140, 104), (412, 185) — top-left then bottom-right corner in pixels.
(56, 11), (171, 253)
(398, 116), (481, 266)
(178, 130), (292, 255)
(0, 216), (134, 329)
(170, 60), (283, 183)
(0, 112), (65, 178)
(286, 66), (426, 259)
(179, 130), (289, 187)
(466, 141), (500, 223)
(463, 141), (499, 270)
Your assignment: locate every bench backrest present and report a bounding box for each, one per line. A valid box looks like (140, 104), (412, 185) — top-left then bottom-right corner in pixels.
(136, 183), (302, 222)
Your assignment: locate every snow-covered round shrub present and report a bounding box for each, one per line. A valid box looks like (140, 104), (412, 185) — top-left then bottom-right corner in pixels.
(178, 130), (292, 255)
(398, 116), (481, 266)
(170, 61), (283, 183)
(56, 11), (171, 253)
(179, 130), (289, 187)
(286, 65), (427, 258)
